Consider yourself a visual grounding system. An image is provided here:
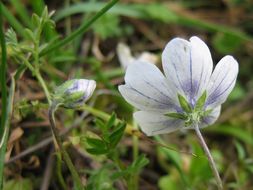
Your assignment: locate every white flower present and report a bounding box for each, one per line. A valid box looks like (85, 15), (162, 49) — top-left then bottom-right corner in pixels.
(53, 79), (96, 108)
(117, 42), (158, 70)
(118, 36), (239, 136)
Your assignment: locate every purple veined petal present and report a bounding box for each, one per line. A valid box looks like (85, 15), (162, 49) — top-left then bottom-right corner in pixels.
(119, 85), (175, 112)
(205, 56), (239, 109)
(200, 106), (221, 128)
(162, 37), (213, 106)
(119, 60), (180, 112)
(133, 111), (184, 136)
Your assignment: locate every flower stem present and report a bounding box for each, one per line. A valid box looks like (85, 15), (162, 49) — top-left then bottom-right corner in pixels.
(35, 70), (52, 104)
(49, 104), (84, 190)
(194, 123), (223, 190)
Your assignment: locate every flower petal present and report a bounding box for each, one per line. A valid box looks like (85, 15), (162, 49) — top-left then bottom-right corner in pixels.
(134, 111), (184, 136)
(201, 106), (221, 128)
(162, 36), (213, 106)
(119, 60), (180, 112)
(205, 56), (239, 109)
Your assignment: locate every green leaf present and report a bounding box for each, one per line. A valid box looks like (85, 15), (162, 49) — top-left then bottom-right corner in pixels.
(4, 178), (33, 190)
(234, 140), (246, 160)
(165, 112), (187, 120)
(95, 119), (106, 130)
(86, 137), (106, 148)
(177, 94), (192, 113)
(109, 122), (126, 148)
(207, 124), (253, 146)
(129, 154), (149, 173)
(92, 13), (122, 39)
(194, 90), (207, 111)
(212, 33), (242, 54)
(86, 148), (108, 155)
(106, 113), (116, 129)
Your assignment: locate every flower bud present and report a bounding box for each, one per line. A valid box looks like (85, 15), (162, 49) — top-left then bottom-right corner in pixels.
(53, 79), (96, 108)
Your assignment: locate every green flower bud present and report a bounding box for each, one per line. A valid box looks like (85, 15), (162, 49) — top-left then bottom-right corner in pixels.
(53, 79), (96, 108)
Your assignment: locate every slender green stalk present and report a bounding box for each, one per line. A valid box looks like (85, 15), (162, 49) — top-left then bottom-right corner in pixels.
(40, 0), (119, 56)
(0, 77), (16, 189)
(0, 3), (26, 38)
(194, 123), (223, 190)
(20, 57), (51, 104)
(0, 2), (7, 136)
(49, 104), (84, 190)
(131, 118), (139, 190)
(10, 0), (32, 28)
(35, 70), (52, 104)
(56, 153), (67, 190)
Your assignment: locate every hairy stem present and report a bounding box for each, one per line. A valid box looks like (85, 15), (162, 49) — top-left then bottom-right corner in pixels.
(49, 104), (84, 190)
(194, 123), (223, 190)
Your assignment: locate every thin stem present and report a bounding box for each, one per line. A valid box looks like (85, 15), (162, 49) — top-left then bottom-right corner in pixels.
(56, 152), (67, 190)
(194, 123), (223, 190)
(20, 56), (51, 104)
(131, 118), (139, 190)
(49, 104), (84, 190)
(35, 70), (52, 104)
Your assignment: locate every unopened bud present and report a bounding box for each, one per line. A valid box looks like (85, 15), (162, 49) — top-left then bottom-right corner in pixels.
(53, 79), (96, 108)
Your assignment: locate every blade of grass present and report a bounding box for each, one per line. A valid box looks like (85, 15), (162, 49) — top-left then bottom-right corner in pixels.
(206, 125), (253, 146)
(1, 3), (26, 38)
(54, 2), (253, 43)
(0, 76), (15, 189)
(40, 0), (119, 56)
(0, 2), (7, 138)
(0, 3), (8, 187)
(10, 0), (32, 28)
(31, 0), (45, 15)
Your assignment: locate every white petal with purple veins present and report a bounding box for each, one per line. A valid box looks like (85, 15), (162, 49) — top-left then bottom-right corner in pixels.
(205, 56), (238, 109)
(162, 37), (213, 106)
(134, 111), (184, 136)
(119, 60), (180, 112)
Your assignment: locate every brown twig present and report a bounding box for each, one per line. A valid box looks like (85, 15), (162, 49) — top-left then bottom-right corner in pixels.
(40, 147), (55, 190)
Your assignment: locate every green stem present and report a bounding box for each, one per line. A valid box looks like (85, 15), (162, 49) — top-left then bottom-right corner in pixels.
(131, 118), (139, 190)
(33, 69), (51, 104)
(0, 3), (26, 38)
(49, 104), (84, 190)
(0, 76), (15, 189)
(56, 152), (67, 190)
(0, 3), (8, 187)
(40, 0), (119, 56)
(194, 123), (223, 190)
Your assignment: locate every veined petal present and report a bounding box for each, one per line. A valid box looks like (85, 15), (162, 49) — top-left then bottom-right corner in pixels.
(119, 85), (172, 111)
(119, 60), (180, 112)
(134, 111), (184, 136)
(206, 56), (239, 109)
(201, 106), (221, 128)
(162, 37), (213, 106)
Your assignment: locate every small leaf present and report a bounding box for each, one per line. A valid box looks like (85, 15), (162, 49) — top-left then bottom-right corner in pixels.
(31, 14), (41, 27)
(165, 112), (187, 120)
(109, 122), (126, 148)
(86, 138), (108, 155)
(129, 154), (149, 173)
(86, 137), (105, 148)
(95, 119), (106, 130)
(106, 113), (116, 129)
(177, 94), (192, 113)
(86, 148), (108, 155)
(194, 91), (207, 111)
(24, 29), (36, 42)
